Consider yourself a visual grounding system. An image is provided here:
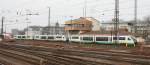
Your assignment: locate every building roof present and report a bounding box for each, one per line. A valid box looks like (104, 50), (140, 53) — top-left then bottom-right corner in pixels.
(65, 17), (92, 24)
(80, 30), (135, 35)
(86, 17), (100, 23)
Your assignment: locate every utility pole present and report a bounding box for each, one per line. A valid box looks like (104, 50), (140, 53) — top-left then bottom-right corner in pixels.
(134, 0), (137, 33)
(114, 0), (119, 44)
(83, 8), (85, 17)
(83, 0), (87, 18)
(48, 7), (51, 35)
(25, 9), (39, 35)
(48, 7), (51, 27)
(84, 0), (87, 18)
(1, 16), (4, 40)
(26, 21), (31, 36)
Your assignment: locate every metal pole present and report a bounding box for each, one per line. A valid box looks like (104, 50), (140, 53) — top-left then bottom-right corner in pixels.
(84, 0), (87, 18)
(1, 16), (4, 40)
(48, 7), (51, 35)
(48, 7), (51, 27)
(70, 16), (73, 42)
(114, 0), (119, 44)
(83, 8), (85, 17)
(27, 22), (29, 36)
(134, 0), (137, 33)
(83, 0), (87, 18)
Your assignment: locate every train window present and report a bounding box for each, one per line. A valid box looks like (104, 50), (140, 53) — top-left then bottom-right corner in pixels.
(80, 37), (83, 40)
(56, 36), (62, 38)
(72, 37), (79, 39)
(113, 37), (117, 40)
(41, 36), (47, 39)
(22, 36), (26, 38)
(110, 37), (112, 41)
(96, 37), (108, 41)
(36, 36), (39, 38)
(18, 36), (21, 38)
(119, 37), (125, 40)
(131, 37), (137, 42)
(48, 36), (54, 39)
(83, 37), (93, 41)
(128, 38), (131, 40)
(27, 36), (30, 38)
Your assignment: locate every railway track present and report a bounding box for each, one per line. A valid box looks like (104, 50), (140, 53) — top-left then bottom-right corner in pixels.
(0, 49), (41, 65)
(0, 43), (113, 65)
(0, 60), (12, 65)
(0, 43), (149, 65)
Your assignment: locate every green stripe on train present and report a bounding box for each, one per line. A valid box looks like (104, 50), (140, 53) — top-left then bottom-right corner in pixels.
(95, 42), (113, 44)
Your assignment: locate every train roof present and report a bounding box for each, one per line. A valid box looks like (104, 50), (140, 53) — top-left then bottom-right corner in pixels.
(79, 34), (132, 36)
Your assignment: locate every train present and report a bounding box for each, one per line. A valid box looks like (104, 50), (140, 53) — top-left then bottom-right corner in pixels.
(13, 34), (137, 45)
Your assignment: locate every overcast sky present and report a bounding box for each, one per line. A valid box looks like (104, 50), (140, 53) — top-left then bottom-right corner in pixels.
(0, 0), (150, 33)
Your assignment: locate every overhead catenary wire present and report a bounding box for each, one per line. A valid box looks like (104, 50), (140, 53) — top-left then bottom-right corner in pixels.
(1, 0), (150, 30)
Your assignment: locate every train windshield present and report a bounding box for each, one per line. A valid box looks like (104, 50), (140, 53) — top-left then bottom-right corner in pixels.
(131, 36), (137, 43)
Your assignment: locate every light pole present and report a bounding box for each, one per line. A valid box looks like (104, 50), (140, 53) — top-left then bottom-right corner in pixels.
(134, 0), (137, 33)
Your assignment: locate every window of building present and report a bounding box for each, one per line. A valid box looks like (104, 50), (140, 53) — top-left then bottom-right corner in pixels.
(96, 37), (108, 41)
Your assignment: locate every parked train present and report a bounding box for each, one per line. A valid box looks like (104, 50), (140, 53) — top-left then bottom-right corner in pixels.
(13, 34), (137, 45)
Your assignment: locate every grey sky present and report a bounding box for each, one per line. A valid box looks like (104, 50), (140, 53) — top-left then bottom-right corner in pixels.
(0, 0), (150, 33)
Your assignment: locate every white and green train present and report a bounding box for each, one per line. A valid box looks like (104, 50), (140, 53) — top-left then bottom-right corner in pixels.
(13, 34), (137, 45)
(82, 35), (136, 44)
